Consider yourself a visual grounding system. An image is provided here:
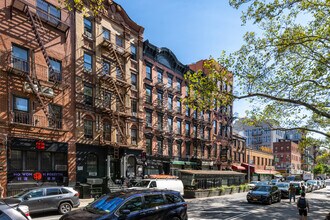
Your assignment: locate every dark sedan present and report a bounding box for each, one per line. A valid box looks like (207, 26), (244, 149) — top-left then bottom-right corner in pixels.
(276, 182), (290, 198)
(60, 189), (188, 220)
(247, 185), (281, 205)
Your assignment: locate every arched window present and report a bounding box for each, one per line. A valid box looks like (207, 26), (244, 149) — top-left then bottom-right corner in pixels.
(86, 153), (97, 175)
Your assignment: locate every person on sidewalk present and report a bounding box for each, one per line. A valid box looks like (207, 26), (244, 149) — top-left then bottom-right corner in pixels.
(297, 192), (309, 220)
(289, 183), (296, 203)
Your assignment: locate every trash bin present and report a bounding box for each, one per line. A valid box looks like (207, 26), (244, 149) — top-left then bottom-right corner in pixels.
(80, 184), (91, 199)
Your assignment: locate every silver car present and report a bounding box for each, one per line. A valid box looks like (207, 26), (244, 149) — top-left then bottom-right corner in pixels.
(0, 198), (31, 220)
(12, 186), (80, 215)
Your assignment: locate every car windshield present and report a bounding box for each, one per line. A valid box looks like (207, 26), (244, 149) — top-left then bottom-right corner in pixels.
(135, 180), (150, 187)
(253, 186), (271, 192)
(257, 182), (269, 186)
(292, 183), (300, 187)
(250, 181), (259, 184)
(307, 180), (316, 184)
(86, 195), (124, 214)
(277, 183), (289, 188)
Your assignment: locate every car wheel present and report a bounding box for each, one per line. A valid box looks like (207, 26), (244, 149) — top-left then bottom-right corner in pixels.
(58, 202), (72, 214)
(267, 197), (272, 205)
(278, 194), (281, 202)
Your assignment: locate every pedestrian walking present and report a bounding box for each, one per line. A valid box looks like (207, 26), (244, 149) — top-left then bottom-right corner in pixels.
(301, 185), (306, 194)
(0, 183), (4, 198)
(297, 192), (309, 220)
(289, 183), (296, 203)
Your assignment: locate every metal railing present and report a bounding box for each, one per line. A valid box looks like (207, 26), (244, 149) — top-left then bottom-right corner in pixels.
(11, 111), (64, 129)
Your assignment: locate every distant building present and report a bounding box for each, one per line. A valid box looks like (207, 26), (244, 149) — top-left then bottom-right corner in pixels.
(233, 118), (303, 150)
(273, 140), (302, 175)
(231, 133), (246, 172)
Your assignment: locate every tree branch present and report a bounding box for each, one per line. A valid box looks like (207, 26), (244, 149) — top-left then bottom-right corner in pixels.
(234, 93), (330, 119)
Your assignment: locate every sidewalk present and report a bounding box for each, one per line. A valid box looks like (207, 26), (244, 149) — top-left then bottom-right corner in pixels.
(78, 198), (94, 208)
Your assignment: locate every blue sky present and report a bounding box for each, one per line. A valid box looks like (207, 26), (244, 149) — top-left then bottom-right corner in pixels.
(116, 0), (254, 117)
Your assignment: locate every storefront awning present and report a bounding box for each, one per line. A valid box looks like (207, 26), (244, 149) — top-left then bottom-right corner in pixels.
(255, 170), (279, 175)
(172, 161), (197, 166)
(232, 165), (246, 171)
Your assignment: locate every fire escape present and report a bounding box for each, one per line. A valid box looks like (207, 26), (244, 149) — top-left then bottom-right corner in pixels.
(100, 36), (131, 159)
(10, 0), (69, 129)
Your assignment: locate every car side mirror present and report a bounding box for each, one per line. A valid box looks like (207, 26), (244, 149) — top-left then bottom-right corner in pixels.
(24, 195), (32, 200)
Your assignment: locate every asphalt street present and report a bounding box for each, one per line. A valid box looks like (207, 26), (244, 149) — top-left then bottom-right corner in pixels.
(31, 188), (330, 220)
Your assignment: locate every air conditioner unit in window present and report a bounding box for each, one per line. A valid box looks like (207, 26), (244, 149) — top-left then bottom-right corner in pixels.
(41, 87), (54, 98)
(55, 165), (67, 171)
(24, 82), (38, 93)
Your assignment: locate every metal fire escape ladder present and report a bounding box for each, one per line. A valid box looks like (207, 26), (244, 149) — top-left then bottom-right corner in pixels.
(24, 5), (54, 119)
(109, 44), (125, 80)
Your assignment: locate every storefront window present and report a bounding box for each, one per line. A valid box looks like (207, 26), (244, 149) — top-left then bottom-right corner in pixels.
(54, 153), (67, 167)
(41, 152), (52, 170)
(26, 151), (38, 170)
(10, 150), (22, 170)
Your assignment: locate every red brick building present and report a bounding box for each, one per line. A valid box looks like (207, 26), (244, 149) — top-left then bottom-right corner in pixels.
(273, 140), (302, 175)
(142, 42), (234, 175)
(0, 0), (73, 196)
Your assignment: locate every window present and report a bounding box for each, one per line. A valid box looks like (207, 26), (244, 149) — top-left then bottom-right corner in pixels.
(146, 137), (152, 155)
(131, 73), (137, 89)
(12, 45), (29, 72)
(146, 111), (152, 127)
(83, 52), (92, 72)
(207, 146), (211, 159)
(177, 120), (182, 135)
(83, 17), (93, 38)
(86, 153), (97, 174)
(10, 150), (22, 170)
(167, 76), (173, 88)
(213, 121), (217, 134)
(130, 44), (137, 60)
(37, 0), (60, 25)
(26, 151), (38, 170)
(207, 129), (211, 140)
(168, 96), (173, 110)
(185, 142), (190, 157)
(119, 197), (143, 214)
(116, 35), (124, 47)
(177, 142), (182, 158)
(146, 65), (152, 80)
(146, 87), (152, 103)
(194, 125), (197, 138)
(157, 139), (163, 155)
(13, 96), (29, 124)
(104, 91), (111, 109)
(193, 110), (197, 119)
(176, 79), (182, 92)
(103, 27), (110, 40)
(102, 121), (111, 141)
(168, 140), (173, 157)
(84, 118), (93, 139)
(214, 145), (217, 158)
(46, 188), (61, 196)
(177, 100), (181, 113)
(116, 67), (123, 79)
(49, 104), (62, 129)
(168, 117), (173, 132)
(103, 60), (110, 75)
(144, 194), (166, 209)
(54, 153), (67, 168)
(49, 59), (61, 82)
(131, 127), (137, 145)
(157, 69), (163, 83)
(157, 114), (163, 130)
(185, 105), (190, 117)
(27, 189), (44, 198)
(157, 91), (163, 106)
(165, 194), (183, 204)
(84, 85), (93, 106)
(185, 123), (190, 136)
(131, 100), (137, 115)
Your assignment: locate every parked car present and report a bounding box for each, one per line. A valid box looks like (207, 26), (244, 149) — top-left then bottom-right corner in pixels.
(325, 179), (330, 197)
(0, 198), (31, 220)
(60, 189), (188, 220)
(276, 182), (290, 198)
(12, 186), (80, 215)
(290, 181), (304, 195)
(256, 181), (270, 186)
(316, 180), (323, 189)
(248, 181), (260, 190)
(247, 185), (281, 205)
(306, 180), (319, 191)
(270, 179), (281, 186)
(130, 178), (184, 196)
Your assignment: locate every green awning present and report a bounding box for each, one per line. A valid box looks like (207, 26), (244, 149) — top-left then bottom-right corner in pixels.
(172, 161), (197, 165)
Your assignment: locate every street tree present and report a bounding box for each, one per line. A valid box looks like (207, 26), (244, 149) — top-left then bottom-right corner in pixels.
(184, 0), (330, 139)
(58, 0), (112, 15)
